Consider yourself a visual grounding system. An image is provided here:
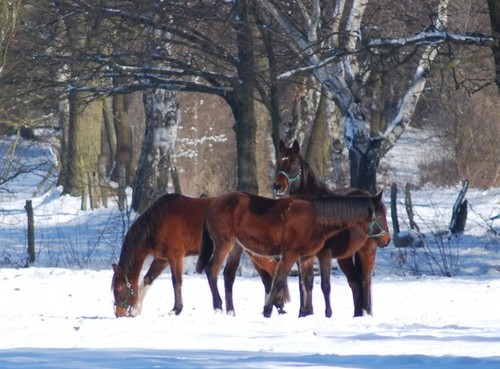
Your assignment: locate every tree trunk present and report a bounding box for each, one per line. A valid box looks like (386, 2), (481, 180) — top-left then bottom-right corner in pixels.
(230, 0), (259, 194)
(487, 0), (500, 91)
(112, 83), (134, 186)
(63, 90), (103, 200)
(229, 94), (259, 194)
(348, 135), (382, 194)
(304, 87), (331, 182)
(132, 89), (180, 213)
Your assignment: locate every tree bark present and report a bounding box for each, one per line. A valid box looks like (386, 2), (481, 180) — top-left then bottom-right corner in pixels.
(304, 87), (331, 182)
(487, 0), (500, 91)
(63, 89), (103, 200)
(132, 89), (180, 213)
(230, 0), (259, 194)
(348, 138), (382, 194)
(112, 83), (134, 186)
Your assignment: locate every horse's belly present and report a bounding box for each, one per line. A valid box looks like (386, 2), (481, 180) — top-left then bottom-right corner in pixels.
(235, 237), (280, 257)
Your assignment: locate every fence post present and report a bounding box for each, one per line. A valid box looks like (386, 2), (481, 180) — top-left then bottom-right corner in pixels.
(449, 179), (469, 236)
(25, 200), (35, 264)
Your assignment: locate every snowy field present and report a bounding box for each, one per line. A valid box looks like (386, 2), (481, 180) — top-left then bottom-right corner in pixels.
(0, 131), (499, 368)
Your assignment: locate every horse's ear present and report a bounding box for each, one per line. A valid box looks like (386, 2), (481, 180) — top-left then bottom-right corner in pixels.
(279, 139), (286, 154)
(292, 139), (300, 153)
(112, 263), (121, 274)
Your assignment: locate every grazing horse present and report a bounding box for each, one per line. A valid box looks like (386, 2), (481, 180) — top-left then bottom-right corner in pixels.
(111, 193), (289, 317)
(273, 139), (391, 317)
(195, 190), (388, 318)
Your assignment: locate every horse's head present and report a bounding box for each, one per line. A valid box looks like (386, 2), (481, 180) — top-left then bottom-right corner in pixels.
(111, 264), (139, 317)
(368, 192), (392, 247)
(273, 139), (302, 197)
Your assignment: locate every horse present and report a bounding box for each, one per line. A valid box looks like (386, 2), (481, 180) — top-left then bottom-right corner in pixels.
(195, 190), (388, 318)
(273, 139), (391, 317)
(111, 193), (290, 317)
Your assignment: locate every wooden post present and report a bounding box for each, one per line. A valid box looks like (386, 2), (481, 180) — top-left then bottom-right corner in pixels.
(390, 183), (400, 235)
(25, 200), (35, 264)
(405, 183), (420, 232)
(449, 179), (469, 235)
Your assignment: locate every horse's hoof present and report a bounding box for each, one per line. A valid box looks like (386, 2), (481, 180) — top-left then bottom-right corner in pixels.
(298, 310), (313, 318)
(325, 309), (332, 318)
(263, 306), (273, 318)
(277, 308), (287, 315)
(226, 310), (235, 316)
(168, 308), (181, 316)
(214, 308), (223, 315)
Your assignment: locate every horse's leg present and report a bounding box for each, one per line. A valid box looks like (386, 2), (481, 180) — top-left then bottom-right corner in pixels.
(296, 260), (304, 313)
(357, 240), (377, 316)
(316, 247), (333, 318)
(263, 255), (297, 318)
(249, 255), (288, 314)
(206, 237), (234, 313)
(138, 258), (169, 314)
(337, 256), (363, 317)
(298, 255), (315, 317)
(223, 243), (243, 316)
(168, 254), (185, 315)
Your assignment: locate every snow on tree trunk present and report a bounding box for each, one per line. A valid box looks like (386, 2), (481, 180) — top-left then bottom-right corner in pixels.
(259, 0), (450, 193)
(132, 89), (180, 213)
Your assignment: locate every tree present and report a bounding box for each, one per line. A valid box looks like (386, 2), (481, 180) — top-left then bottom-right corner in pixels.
(487, 0), (500, 91)
(258, 0), (497, 193)
(0, 0), (20, 75)
(132, 89), (181, 212)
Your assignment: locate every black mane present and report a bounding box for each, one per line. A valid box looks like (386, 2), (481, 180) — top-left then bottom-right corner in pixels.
(312, 194), (373, 225)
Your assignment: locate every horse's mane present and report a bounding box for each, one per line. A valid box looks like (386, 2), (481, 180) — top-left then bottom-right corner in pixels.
(300, 159), (331, 196)
(312, 194), (372, 225)
(118, 193), (182, 273)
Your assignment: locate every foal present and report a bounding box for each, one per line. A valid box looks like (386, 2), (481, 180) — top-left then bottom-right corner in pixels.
(196, 191), (388, 318)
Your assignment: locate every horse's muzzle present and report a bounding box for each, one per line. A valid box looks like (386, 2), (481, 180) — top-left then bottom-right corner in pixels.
(378, 234), (392, 248)
(272, 184), (287, 198)
(114, 305), (138, 318)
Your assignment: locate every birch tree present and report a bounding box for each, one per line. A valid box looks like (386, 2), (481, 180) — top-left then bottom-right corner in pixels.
(131, 89), (180, 213)
(0, 0), (20, 75)
(258, 0), (496, 193)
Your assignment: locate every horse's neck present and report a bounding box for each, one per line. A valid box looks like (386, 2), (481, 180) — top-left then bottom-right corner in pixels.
(297, 161), (331, 196)
(119, 249), (146, 284)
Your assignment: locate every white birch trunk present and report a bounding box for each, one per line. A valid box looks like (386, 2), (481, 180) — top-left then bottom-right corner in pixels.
(259, 0), (450, 191)
(132, 89), (181, 212)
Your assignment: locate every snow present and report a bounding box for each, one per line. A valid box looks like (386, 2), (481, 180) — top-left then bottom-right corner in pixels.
(0, 133), (499, 368)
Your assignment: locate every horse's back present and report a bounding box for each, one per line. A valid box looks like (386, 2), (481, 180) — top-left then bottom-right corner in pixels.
(149, 194), (215, 256)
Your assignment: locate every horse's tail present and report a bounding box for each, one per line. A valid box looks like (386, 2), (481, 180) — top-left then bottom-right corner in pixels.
(195, 219), (213, 274)
(281, 279), (291, 304)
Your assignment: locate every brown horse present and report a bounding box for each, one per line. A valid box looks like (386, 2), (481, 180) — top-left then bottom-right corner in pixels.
(273, 139), (391, 317)
(111, 193), (289, 317)
(195, 190), (388, 318)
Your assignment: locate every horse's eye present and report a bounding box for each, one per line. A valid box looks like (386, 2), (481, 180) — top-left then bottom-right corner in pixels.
(281, 157), (288, 162)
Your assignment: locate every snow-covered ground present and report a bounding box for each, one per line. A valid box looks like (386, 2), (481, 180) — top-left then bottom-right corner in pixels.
(0, 130), (499, 368)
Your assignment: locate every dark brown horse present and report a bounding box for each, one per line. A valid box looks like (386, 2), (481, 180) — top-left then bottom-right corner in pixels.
(195, 190), (388, 318)
(111, 193), (289, 317)
(273, 139), (391, 317)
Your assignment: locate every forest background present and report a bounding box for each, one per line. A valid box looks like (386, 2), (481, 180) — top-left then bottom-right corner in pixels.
(0, 0), (499, 213)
